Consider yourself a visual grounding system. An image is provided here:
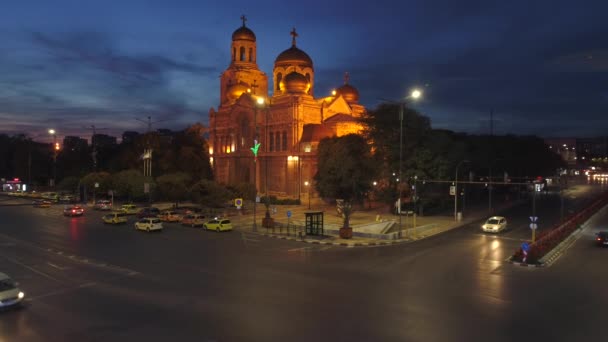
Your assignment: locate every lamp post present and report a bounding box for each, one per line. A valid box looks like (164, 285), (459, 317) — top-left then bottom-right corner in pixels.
(48, 129), (58, 187)
(304, 181), (311, 209)
(396, 89), (422, 238)
(454, 160), (470, 221)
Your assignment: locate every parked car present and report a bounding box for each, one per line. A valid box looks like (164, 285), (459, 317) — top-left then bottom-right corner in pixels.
(41, 192), (59, 201)
(137, 207), (161, 219)
(181, 214), (205, 227)
(158, 210), (181, 222)
(32, 199), (52, 208)
(120, 204), (139, 215)
(58, 194), (75, 203)
(95, 200), (113, 211)
(135, 217), (163, 232)
(596, 231), (608, 246)
(204, 218), (233, 232)
(63, 205), (85, 217)
(0, 272), (25, 309)
(482, 216), (508, 233)
(102, 212), (128, 224)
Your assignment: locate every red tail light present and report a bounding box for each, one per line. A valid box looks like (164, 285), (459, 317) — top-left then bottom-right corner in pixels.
(598, 237), (602, 241)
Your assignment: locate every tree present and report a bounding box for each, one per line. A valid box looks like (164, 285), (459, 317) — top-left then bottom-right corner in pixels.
(314, 134), (376, 237)
(57, 176), (80, 193)
(156, 172), (192, 207)
(191, 179), (233, 209)
(81, 172), (112, 199)
(112, 169), (155, 202)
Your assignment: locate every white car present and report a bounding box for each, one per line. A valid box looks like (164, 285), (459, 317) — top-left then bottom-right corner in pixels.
(482, 216), (508, 233)
(135, 218), (163, 232)
(0, 272), (25, 309)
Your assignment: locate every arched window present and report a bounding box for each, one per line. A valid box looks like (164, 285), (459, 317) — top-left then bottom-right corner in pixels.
(275, 132), (281, 152)
(249, 48), (253, 62)
(240, 46), (245, 61)
(282, 131), (287, 151)
(269, 132), (274, 152)
(276, 73), (282, 91)
(232, 48), (236, 61)
(306, 73), (311, 94)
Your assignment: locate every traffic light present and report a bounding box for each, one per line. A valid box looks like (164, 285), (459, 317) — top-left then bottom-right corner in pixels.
(54, 142), (60, 150)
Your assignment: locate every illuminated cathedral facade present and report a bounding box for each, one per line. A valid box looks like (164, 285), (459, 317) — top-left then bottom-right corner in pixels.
(209, 17), (366, 200)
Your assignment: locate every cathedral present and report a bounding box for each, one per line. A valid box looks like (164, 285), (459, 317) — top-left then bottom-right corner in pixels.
(208, 17), (366, 201)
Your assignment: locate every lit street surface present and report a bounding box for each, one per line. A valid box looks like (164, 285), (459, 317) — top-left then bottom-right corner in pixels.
(1, 185), (608, 342)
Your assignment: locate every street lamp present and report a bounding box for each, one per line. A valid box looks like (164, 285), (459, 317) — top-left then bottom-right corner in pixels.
(304, 181), (311, 210)
(255, 96), (273, 222)
(397, 89), (422, 238)
(454, 160), (470, 221)
(48, 129), (58, 187)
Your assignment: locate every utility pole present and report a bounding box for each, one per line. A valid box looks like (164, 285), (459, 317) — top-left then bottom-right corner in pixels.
(488, 108), (494, 214)
(84, 125), (108, 172)
(135, 116), (170, 178)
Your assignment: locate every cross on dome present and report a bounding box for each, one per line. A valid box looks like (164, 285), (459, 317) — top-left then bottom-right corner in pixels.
(240, 15), (247, 27)
(290, 27), (298, 46)
(344, 72), (350, 84)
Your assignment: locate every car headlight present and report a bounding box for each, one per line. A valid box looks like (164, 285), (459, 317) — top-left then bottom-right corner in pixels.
(18, 291), (24, 299)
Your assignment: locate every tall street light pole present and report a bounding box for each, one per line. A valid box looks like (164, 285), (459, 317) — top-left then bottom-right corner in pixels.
(454, 160), (470, 221)
(396, 89), (422, 239)
(48, 129), (58, 187)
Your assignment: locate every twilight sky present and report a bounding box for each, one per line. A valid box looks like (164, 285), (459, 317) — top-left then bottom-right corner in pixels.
(0, 0), (607, 143)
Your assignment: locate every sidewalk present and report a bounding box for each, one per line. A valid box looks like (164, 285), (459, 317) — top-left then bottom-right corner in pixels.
(230, 199), (522, 247)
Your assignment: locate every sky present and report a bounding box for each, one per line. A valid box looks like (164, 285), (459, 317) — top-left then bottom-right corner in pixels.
(0, 0), (607, 143)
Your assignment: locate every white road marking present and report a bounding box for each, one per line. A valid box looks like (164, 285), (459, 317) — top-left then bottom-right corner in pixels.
(287, 247), (312, 252)
(2, 255), (62, 282)
(47, 262), (67, 270)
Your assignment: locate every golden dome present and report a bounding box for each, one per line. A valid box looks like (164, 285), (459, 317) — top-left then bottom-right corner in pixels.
(336, 84), (359, 103)
(226, 83), (249, 101)
(275, 46), (313, 68)
(232, 26), (256, 42)
(283, 72), (309, 93)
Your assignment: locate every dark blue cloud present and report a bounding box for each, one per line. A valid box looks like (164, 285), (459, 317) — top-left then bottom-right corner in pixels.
(0, 0), (606, 141)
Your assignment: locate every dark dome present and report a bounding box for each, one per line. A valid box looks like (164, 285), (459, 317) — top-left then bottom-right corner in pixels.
(336, 84), (359, 103)
(275, 46), (313, 68)
(232, 26), (256, 42)
(283, 72), (309, 93)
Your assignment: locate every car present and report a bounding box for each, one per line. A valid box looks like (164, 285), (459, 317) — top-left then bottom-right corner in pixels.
(181, 214), (205, 227)
(63, 205), (85, 217)
(95, 200), (113, 211)
(204, 218), (233, 232)
(596, 231), (608, 246)
(32, 199), (52, 208)
(58, 194), (75, 203)
(102, 212), (128, 224)
(158, 210), (181, 222)
(135, 217), (163, 232)
(41, 192), (59, 201)
(482, 216), (508, 233)
(120, 204), (139, 215)
(0, 272), (25, 310)
(137, 207), (161, 219)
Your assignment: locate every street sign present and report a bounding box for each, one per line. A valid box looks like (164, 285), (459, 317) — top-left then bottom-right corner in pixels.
(234, 198), (243, 208)
(529, 216), (538, 222)
(521, 242), (530, 252)
(255, 196), (260, 203)
(450, 186), (456, 196)
(529, 223), (538, 230)
(94, 182), (99, 188)
(287, 210), (292, 218)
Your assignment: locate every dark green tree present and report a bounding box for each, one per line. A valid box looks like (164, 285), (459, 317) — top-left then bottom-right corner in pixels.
(156, 172), (192, 207)
(314, 134), (376, 231)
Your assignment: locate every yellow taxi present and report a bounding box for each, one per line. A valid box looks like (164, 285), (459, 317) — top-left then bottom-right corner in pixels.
(158, 210), (181, 222)
(102, 212), (128, 224)
(120, 204), (139, 215)
(181, 214), (205, 227)
(203, 218), (233, 232)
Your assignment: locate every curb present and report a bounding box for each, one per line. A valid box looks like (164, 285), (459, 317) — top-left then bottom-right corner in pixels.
(507, 257), (545, 268)
(257, 232), (412, 247)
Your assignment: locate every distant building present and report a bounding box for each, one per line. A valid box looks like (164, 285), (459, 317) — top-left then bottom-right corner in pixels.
(209, 18), (365, 199)
(545, 137), (608, 170)
(91, 134), (117, 149)
(121, 131), (140, 145)
(63, 136), (88, 152)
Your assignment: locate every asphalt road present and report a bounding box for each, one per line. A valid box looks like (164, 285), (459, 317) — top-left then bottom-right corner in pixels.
(1, 184), (607, 342)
